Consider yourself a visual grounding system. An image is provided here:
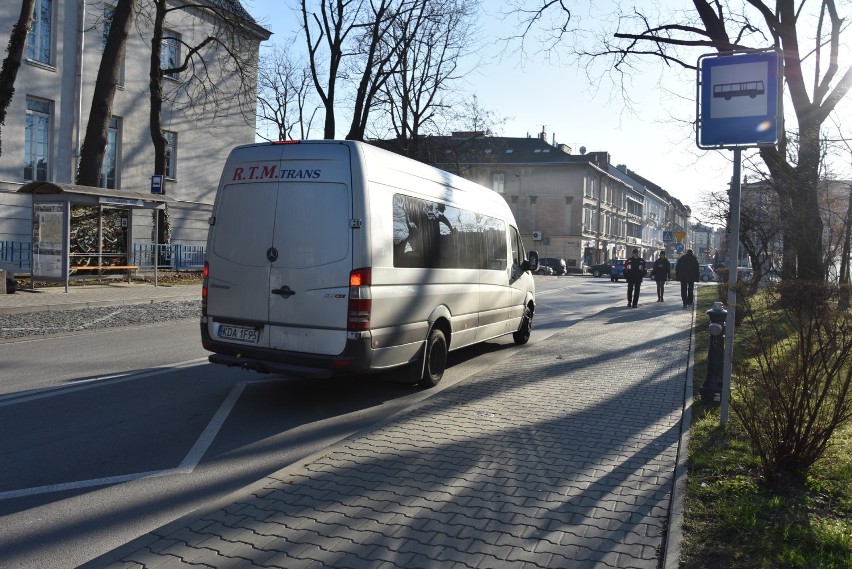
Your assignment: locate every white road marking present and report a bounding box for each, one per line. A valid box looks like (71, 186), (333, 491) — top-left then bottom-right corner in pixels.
(0, 372), (282, 500)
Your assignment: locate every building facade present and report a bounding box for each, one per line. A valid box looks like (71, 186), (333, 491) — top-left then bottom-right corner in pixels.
(0, 0), (270, 247)
(394, 133), (693, 271)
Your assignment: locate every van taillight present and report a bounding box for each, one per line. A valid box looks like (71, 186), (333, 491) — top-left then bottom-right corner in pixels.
(201, 261), (209, 316)
(347, 268), (371, 332)
(272, 140), (301, 145)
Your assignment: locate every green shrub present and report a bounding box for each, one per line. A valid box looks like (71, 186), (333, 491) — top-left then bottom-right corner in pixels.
(731, 281), (852, 484)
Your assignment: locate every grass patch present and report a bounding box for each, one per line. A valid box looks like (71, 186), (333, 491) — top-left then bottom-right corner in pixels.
(680, 285), (852, 568)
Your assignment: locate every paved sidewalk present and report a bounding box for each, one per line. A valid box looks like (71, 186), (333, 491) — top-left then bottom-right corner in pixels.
(0, 282), (201, 315)
(84, 299), (695, 569)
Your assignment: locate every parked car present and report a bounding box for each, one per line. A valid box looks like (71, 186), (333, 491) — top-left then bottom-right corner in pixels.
(700, 265), (718, 282)
(538, 257), (567, 276)
(590, 259), (626, 281)
(536, 265), (554, 276)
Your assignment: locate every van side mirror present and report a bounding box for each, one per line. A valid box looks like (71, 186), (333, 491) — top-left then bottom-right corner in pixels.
(524, 250), (539, 273)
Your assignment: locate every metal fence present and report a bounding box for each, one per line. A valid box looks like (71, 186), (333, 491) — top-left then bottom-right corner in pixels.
(0, 241), (31, 272)
(131, 243), (206, 271)
(0, 241), (205, 273)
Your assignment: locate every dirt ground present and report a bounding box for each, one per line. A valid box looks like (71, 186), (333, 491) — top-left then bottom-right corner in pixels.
(12, 271), (203, 290)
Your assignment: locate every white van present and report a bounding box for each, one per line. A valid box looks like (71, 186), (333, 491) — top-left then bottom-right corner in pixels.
(201, 140), (538, 387)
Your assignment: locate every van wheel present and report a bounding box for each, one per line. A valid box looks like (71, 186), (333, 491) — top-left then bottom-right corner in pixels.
(592, 269), (602, 277)
(513, 305), (533, 345)
(418, 328), (447, 388)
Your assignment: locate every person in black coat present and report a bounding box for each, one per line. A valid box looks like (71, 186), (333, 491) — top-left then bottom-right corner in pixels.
(623, 248), (647, 308)
(675, 249), (701, 308)
(650, 251), (672, 302)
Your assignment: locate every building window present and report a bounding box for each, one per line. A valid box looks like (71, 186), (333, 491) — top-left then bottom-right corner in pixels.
(24, 97), (51, 181)
(100, 117), (120, 189)
(492, 173), (504, 194)
(161, 32), (180, 79)
(27, 0), (53, 64)
(164, 130), (177, 179)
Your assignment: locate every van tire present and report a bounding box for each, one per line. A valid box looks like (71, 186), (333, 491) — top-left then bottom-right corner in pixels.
(417, 328), (448, 388)
(513, 305), (533, 345)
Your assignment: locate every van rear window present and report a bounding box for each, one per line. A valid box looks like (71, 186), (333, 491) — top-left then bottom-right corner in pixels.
(392, 194), (506, 270)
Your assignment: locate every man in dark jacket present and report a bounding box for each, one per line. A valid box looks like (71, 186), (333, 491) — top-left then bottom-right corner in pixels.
(650, 251), (672, 302)
(623, 248), (647, 308)
(675, 249), (701, 308)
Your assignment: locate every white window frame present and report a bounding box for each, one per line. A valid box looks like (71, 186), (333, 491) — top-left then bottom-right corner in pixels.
(24, 97), (51, 181)
(161, 31), (180, 80)
(100, 116), (120, 189)
(27, 0), (53, 65)
(492, 173), (505, 194)
(164, 130), (177, 179)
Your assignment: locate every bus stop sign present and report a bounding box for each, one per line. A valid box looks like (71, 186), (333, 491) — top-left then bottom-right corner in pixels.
(697, 50), (782, 149)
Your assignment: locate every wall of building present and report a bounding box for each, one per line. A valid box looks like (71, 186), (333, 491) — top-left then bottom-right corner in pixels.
(0, 187), (31, 242)
(0, 0), (266, 249)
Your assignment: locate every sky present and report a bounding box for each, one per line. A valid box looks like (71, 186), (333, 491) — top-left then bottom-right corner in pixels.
(240, 0), (850, 220)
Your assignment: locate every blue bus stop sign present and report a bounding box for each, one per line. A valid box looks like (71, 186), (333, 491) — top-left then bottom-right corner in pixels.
(697, 51), (782, 149)
(151, 175), (164, 194)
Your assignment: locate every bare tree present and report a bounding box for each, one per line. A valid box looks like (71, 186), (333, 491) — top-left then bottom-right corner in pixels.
(301, 0), (365, 139)
(344, 0), (428, 141)
(76, 0), (137, 186)
(145, 0), (265, 245)
(454, 93), (508, 136)
(256, 43), (319, 141)
(0, 0), (36, 157)
(382, 0), (477, 157)
(512, 0), (852, 282)
(701, 182), (784, 293)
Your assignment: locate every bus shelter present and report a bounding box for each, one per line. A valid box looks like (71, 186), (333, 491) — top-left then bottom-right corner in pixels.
(18, 182), (173, 291)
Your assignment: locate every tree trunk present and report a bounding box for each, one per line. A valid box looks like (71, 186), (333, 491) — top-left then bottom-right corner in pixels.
(76, 0), (136, 186)
(793, 120), (825, 280)
(0, 0), (37, 157)
(838, 182), (852, 310)
(149, 0), (169, 250)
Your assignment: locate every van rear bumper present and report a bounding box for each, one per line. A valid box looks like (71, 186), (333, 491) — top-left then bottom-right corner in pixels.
(201, 324), (373, 378)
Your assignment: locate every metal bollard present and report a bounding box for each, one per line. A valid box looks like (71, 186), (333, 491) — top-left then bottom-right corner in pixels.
(701, 301), (727, 404)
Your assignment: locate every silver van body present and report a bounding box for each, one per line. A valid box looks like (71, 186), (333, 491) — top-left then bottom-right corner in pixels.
(201, 141), (537, 386)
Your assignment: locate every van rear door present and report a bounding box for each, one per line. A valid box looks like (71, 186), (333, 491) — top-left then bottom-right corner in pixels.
(207, 143), (354, 356)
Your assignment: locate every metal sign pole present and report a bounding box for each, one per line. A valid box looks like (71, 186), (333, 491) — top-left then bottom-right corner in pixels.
(721, 148), (742, 425)
(154, 209), (159, 287)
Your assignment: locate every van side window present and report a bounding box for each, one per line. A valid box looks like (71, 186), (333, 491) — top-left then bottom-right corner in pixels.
(393, 194), (506, 270)
(510, 226), (524, 267)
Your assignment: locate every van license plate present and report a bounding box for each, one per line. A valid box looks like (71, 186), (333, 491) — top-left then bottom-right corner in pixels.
(217, 324), (260, 344)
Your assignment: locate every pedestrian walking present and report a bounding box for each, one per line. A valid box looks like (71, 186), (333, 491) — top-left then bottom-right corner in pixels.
(623, 248), (647, 308)
(675, 248), (700, 308)
(651, 251), (672, 302)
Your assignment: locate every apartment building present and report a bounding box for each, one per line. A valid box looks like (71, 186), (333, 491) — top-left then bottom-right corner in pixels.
(390, 133), (692, 270)
(0, 0), (270, 247)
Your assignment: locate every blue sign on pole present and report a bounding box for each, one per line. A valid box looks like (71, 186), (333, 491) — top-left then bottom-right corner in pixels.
(151, 175), (164, 194)
(663, 230), (674, 244)
(697, 51), (782, 149)
(675, 242), (685, 253)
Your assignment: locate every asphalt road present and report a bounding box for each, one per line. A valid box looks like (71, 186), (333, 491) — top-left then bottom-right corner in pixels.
(0, 275), (636, 568)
